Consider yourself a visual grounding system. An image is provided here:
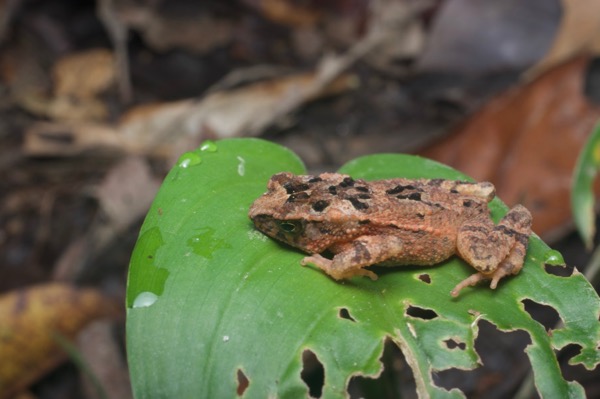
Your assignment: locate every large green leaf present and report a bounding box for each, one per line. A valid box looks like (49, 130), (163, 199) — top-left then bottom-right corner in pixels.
(127, 139), (600, 399)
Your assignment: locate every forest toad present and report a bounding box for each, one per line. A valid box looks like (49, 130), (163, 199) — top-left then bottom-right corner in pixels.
(248, 172), (532, 296)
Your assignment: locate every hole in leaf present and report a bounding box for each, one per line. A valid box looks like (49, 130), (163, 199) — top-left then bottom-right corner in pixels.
(301, 349), (324, 398)
(434, 320), (532, 397)
(418, 273), (431, 284)
(406, 305), (438, 320)
(236, 369), (249, 396)
(338, 307), (356, 322)
(348, 338), (416, 399)
(544, 263), (574, 277)
(557, 343), (588, 380)
(557, 343), (583, 363)
(444, 338), (466, 350)
(521, 299), (562, 332)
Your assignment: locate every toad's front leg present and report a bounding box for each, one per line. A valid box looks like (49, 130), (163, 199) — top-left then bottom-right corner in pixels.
(302, 235), (404, 280)
(452, 204), (532, 297)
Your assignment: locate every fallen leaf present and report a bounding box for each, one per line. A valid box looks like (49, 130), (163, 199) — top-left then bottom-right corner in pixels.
(0, 283), (118, 399)
(420, 57), (600, 240)
(53, 156), (160, 281)
(49, 49), (116, 121)
(119, 71), (358, 152)
(23, 122), (121, 157)
(95, 156), (161, 232)
(528, 0), (600, 78)
(23, 71), (356, 159)
(13, 49), (116, 122)
(53, 49), (115, 100)
(417, 0), (560, 73)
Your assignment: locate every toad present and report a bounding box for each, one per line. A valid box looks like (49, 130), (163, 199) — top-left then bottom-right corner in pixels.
(249, 172), (532, 297)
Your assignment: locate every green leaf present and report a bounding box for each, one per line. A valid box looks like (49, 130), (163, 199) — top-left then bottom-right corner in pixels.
(572, 120), (600, 250)
(127, 139), (600, 399)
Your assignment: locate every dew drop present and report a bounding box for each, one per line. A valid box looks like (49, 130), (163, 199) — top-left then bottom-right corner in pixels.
(132, 291), (158, 308)
(177, 152), (202, 168)
(544, 249), (565, 266)
(223, 335), (230, 342)
(237, 156), (246, 176)
(200, 140), (218, 152)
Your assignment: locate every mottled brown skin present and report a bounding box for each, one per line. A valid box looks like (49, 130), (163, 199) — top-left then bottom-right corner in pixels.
(248, 172), (532, 296)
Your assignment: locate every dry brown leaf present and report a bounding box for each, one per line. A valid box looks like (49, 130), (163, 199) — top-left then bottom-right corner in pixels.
(528, 0), (600, 78)
(420, 57), (600, 240)
(0, 283), (118, 399)
(23, 122), (122, 156)
(23, 69), (356, 159)
(54, 156), (160, 281)
(49, 48), (116, 121)
(53, 49), (115, 99)
(22, 70), (355, 159)
(119, 72), (358, 153)
(94, 156), (161, 232)
(14, 49), (116, 122)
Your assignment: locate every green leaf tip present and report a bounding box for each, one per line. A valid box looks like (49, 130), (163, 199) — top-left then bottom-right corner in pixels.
(572, 120), (600, 250)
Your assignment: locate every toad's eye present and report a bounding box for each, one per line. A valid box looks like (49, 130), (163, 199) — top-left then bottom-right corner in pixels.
(279, 220), (302, 234)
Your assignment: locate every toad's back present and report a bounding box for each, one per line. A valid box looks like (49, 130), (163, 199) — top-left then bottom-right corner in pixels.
(249, 172), (496, 257)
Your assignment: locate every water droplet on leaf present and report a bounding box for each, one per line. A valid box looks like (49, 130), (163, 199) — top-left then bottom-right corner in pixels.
(544, 249), (565, 265)
(237, 156), (245, 176)
(132, 292), (158, 308)
(177, 152), (202, 168)
(200, 140), (218, 152)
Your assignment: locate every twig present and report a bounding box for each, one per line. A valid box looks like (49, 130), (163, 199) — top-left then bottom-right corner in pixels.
(97, 0), (132, 103)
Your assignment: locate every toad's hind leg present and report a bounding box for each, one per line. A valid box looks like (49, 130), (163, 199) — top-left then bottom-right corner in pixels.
(302, 235), (404, 280)
(453, 204), (532, 296)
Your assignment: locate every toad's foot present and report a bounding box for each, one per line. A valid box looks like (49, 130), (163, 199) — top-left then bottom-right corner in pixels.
(301, 254), (378, 281)
(451, 273), (487, 297)
(451, 260), (517, 297)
